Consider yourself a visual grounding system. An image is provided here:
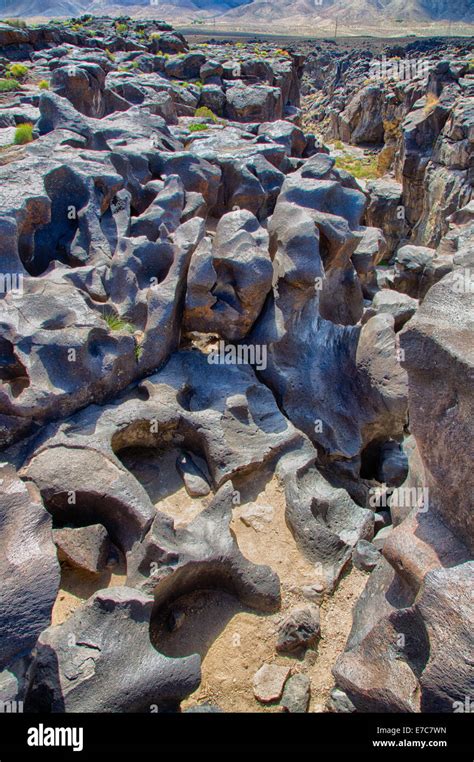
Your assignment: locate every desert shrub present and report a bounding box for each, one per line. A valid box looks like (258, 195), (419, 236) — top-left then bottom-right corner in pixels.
(383, 119), (402, 140)
(38, 79), (49, 90)
(102, 310), (135, 333)
(0, 78), (20, 92)
(377, 145), (396, 177)
(3, 18), (26, 28)
(115, 22), (128, 35)
(335, 154), (379, 180)
(189, 123), (209, 132)
(194, 106), (219, 123)
(105, 48), (115, 62)
(14, 122), (33, 145)
(7, 63), (28, 80)
(424, 92), (439, 114)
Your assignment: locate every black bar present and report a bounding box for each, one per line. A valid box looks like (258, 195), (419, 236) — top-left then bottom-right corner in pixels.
(0, 712), (471, 757)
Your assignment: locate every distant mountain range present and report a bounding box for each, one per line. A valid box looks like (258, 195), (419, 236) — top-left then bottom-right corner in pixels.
(3, 0), (474, 27)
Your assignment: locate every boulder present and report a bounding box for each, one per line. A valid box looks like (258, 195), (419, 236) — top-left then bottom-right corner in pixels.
(225, 83), (283, 123)
(184, 209), (272, 340)
(26, 588), (201, 712)
(53, 524), (113, 575)
(393, 245), (452, 300)
(0, 465), (60, 671)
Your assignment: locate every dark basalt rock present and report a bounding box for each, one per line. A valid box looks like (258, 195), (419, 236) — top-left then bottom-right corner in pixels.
(0, 464), (60, 671)
(25, 587), (201, 713)
(0, 19), (471, 716)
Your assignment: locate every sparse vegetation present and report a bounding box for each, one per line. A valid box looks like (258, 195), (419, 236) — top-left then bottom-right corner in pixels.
(189, 123), (209, 133)
(0, 78), (20, 92)
(7, 63), (28, 81)
(38, 79), (49, 90)
(194, 106), (219, 123)
(424, 92), (440, 114)
(102, 310), (135, 334)
(3, 18), (27, 28)
(335, 153), (379, 180)
(376, 145), (395, 177)
(115, 22), (128, 35)
(105, 48), (116, 62)
(14, 123), (33, 145)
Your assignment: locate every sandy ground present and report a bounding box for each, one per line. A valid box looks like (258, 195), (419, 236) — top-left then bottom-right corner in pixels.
(52, 561), (127, 626)
(176, 472), (368, 712)
(51, 447), (368, 712)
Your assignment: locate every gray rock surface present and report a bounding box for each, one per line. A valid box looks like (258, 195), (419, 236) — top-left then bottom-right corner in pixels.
(0, 465), (60, 670)
(253, 663), (291, 703)
(26, 587), (201, 712)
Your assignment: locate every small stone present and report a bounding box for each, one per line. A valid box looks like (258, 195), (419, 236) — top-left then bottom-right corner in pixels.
(54, 524), (111, 575)
(327, 687), (356, 713)
(280, 674), (311, 713)
(239, 503), (274, 531)
(253, 663), (291, 703)
(301, 583), (325, 604)
(276, 606), (321, 654)
(176, 452), (211, 498)
(185, 702), (222, 713)
(352, 539), (381, 572)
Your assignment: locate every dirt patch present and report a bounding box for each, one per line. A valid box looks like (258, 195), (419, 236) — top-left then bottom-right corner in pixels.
(52, 558), (127, 626)
(175, 472), (368, 712)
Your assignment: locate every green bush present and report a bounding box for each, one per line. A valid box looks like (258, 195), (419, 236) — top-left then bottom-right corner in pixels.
(335, 154), (379, 180)
(102, 310), (135, 333)
(189, 123), (209, 133)
(14, 123), (33, 145)
(38, 79), (49, 90)
(7, 63), (28, 80)
(0, 78), (20, 92)
(105, 48), (115, 62)
(194, 106), (219, 123)
(3, 19), (26, 28)
(115, 22), (128, 35)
